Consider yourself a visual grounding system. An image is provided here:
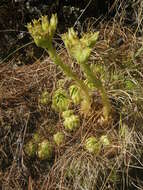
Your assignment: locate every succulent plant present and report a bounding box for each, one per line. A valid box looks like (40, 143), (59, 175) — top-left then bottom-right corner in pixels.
(39, 90), (50, 106)
(63, 114), (80, 131)
(25, 140), (37, 157)
(100, 135), (110, 146)
(62, 27), (111, 120)
(53, 132), (65, 146)
(52, 88), (70, 112)
(27, 14), (57, 48)
(85, 137), (100, 154)
(62, 28), (99, 63)
(69, 84), (82, 104)
(80, 32), (100, 48)
(38, 140), (53, 160)
(62, 110), (74, 119)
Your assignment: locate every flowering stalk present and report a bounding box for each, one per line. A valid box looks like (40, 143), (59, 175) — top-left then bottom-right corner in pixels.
(62, 28), (111, 120)
(27, 14), (91, 111)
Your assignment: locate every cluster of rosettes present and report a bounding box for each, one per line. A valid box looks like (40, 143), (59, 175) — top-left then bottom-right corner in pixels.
(85, 135), (110, 154)
(62, 28), (99, 63)
(25, 134), (53, 160)
(27, 14), (57, 48)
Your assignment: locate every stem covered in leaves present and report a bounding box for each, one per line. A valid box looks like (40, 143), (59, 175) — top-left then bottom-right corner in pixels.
(62, 27), (112, 119)
(80, 60), (111, 120)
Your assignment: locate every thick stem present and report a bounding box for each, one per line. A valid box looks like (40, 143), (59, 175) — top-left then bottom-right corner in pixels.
(80, 62), (102, 88)
(80, 61), (111, 119)
(46, 43), (91, 107)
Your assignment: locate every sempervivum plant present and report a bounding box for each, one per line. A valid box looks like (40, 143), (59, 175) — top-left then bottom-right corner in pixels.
(52, 88), (70, 112)
(53, 132), (65, 146)
(63, 114), (80, 131)
(38, 140), (53, 160)
(25, 140), (37, 157)
(25, 133), (40, 157)
(27, 14), (57, 49)
(100, 135), (110, 146)
(85, 137), (100, 154)
(62, 110), (74, 118)
(62, 28), (99, 64)
(39, 90), (50, 106)
(62, 28), (112, 120)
